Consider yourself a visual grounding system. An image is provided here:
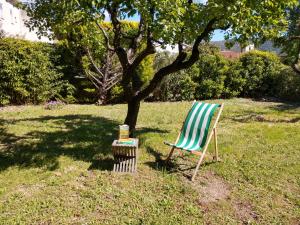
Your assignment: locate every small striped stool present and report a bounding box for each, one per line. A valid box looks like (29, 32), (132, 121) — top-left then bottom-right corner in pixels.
(112, 139), (138, 173)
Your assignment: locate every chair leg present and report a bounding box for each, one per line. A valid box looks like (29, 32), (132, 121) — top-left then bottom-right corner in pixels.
(213, 128), (218, 161)
(191, 152), (206, 181)
(166, 146), (176, 162)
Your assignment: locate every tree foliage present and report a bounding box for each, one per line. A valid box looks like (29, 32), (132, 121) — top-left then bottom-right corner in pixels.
(24, 0), (298, 132)
(275, 1), (300, 74)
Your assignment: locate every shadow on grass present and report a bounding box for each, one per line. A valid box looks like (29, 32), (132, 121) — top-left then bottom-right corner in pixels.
(0, 115), (165, 172)
(145, 146), (216, 179)
(231, 113), (300, 123)
(268, 101), (300, 112)
(229, 100), (300, 123)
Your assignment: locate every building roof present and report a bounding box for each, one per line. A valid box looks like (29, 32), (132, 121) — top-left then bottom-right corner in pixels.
(220, 51), (241, 59)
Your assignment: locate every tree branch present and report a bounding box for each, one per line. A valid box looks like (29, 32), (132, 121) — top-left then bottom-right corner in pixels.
(180, 17), (218, 68)
(107, 2), (129, 68)
(95, 21), (114, 51)
(135, 18), (218, 100)
(106, 74), (121, 86)
(128, 6), (156, 74)
(130, 37), (156, 69)
(86, 71), (102, 88)
(105, 77), (121, 91)
(289, 35), (300, 40)
(129, 17), (146, 52)
(107, 72), (122, 82)
(178, 41), (184, 54)
(86, 48), (105, 78)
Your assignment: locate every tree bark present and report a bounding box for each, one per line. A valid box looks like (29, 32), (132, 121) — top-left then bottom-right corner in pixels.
(96, 88), (108, 105)
(124, 98), (141, 137)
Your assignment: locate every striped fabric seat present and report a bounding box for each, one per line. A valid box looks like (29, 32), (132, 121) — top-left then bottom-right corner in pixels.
(166, 102), (220, 152)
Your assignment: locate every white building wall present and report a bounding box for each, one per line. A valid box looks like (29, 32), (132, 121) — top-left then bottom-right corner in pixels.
(242, 44), (255, 53)
(0, 0), (50, 42)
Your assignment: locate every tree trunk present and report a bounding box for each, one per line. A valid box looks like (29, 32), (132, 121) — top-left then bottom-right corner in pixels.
(124, 98), (141, 137)
(96, 88), (108, 105)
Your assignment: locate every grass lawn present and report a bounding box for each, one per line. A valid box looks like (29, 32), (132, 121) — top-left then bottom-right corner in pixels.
(0, 98), (299, 224)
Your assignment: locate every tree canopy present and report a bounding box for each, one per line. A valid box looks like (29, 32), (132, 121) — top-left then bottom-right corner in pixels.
(25, 0), (298, 133)
(275, 1), (300, 74)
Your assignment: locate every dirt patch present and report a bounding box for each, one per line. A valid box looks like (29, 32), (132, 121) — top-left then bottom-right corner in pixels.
(234, 202), (259, 223)
(63, 166), (77, 174)
(185, 171), (231, 205)
(66, 171), (98, 190)
(184, 172), (259, 223)
(16, 183), (45, 197)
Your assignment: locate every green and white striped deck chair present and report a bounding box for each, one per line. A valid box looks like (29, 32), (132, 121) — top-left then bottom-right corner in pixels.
(165, 101), (224, 181)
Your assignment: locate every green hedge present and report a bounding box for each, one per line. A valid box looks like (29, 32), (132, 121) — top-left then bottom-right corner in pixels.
(193, 51), (245, 99)
(1, 38), (299, 105)
(152, 49), (300, 102)
(273, 66), (300, 101)
(0, 38), (74, 106)
(237, 50), (300, 101)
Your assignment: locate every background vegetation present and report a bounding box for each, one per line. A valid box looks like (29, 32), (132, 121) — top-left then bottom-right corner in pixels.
(0, 38), (75, 106)
(152, 48), (300, 102)
(0, 38), (299, 106)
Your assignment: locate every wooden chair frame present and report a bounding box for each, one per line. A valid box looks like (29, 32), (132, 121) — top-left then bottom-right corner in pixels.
(166, 102), (224, 181)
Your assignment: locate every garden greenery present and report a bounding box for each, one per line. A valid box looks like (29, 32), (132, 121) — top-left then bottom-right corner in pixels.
(152, 47), (300, 102)
(0, 38), (74, 106)
(0, 38), (299, 106)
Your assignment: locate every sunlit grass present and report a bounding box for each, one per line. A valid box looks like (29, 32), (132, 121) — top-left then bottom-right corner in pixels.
(0, 98), (299, 224)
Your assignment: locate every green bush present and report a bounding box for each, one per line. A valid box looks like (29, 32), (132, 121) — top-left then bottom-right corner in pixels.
(191, 48), (245, 100)
(222, 60), (246, 98)
(152, 48), (300, 102)
(274, 66), (300, 101)
(2, 38), (298, 105)
(0, 38), (74, 106)
(238, 50), (282, 98)
(150, 69), (196, 101)
(52, 43), (93, 104)
(193, 53), (227, 99)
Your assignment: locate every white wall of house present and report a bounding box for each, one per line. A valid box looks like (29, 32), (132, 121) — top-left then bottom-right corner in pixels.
(0, 0), (50, 42)
(242, 44), (255, 53)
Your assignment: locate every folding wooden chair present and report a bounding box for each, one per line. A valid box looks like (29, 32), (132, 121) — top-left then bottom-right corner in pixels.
(165, 101), (224, 181)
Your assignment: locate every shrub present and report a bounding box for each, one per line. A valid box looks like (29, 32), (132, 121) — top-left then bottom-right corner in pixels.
(110, 85), (125, 103)
(274, 66), (300, 101)
(0, 38), (74, 106)
(193, 49), (245, 100)
(150, 69), (196, 101)
(238, 50), (283, 98)
(193, 53), (227, 99)
(153, 48), (300, 102)
(222, 60), (246, 98)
